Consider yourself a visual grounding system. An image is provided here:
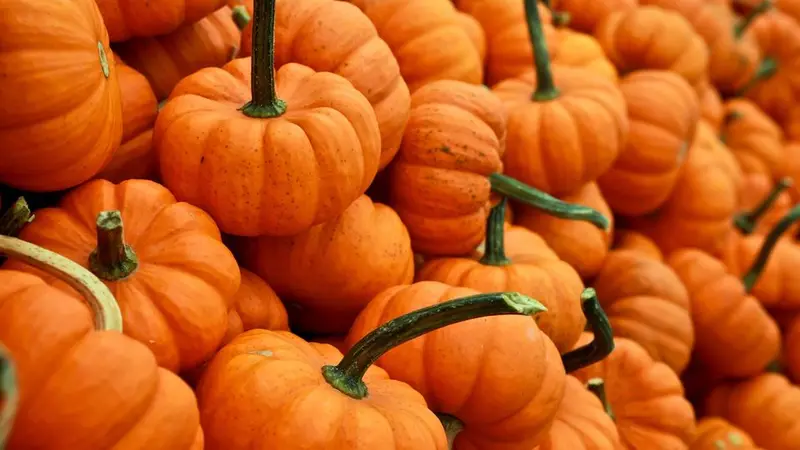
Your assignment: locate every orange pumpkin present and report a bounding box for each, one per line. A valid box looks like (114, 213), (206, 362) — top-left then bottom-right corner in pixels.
(0, 0), (122, 192)
(695, 120), (746, 197)
(154, 0), (381, 237)
(236, 195), (414, 335)
(720, 99), (786, 179)
(598, 70), (699, 216)
(2, 179), (241, 373)
(221, 268), (289, 345)
(550, 0), (639, 33)
(734, 174), (793, 236)
(96, 0), (227, 41)
(697, 79), (724, 130)
(0, 235), (203, 448)
(197, 290), (547, 449)
(455, 11), (488, 64)
(691, 417), (760, 450)
(550, 29), (619, 83)
(612, 229), (664, 261)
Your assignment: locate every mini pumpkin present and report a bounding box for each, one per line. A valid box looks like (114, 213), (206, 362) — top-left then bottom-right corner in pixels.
(550, 0), (639, 33)
(720, 99), (786, 179)
(691, 417), (760, 450)
(96, 0), (227, 41)
(612, 229), (664, 261)
(550, 28), (619, 83)
(221, 268), (289, 345)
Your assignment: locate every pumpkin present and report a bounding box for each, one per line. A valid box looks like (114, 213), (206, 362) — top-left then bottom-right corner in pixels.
(0, 235), (203, 448)
(720, 99), (786, 180)
(594, 6), (709, 90)
(96, 0), (227, 42)
(2, 179), (241, 373)
(197, 289), (547, 449)
(705, 373), (800, 450)
(598, 70), (699, 217)
(114, 6), (241, 100)
(97, 59), (160, 183)
(667, 248), (780, 377)
(417, 198), (586, 352)
(572, 335), (697, 448)
(734, 174), (793, 236)
(235, 195), (414, 335)
(221, 268), (289, 345)
(691, 417), (760, 450)
(492, 0), (628, 197)
(0, 197), (32, 241)
(456, 12), (488, 64)
(515, 182), (613, 279)
(154, 0), (381, 237)
(612, 229), (664, 261)
(0, 0), (123, 192)
(694, 121), (746, 197)
(697, 79), (724, 131)
(550, 29), (618, 83)
(550, 0), (639, 33)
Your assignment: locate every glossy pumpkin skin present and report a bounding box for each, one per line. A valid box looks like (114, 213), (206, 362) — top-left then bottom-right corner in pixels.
(551, 29), (619, 83)
(96, 0), (227, 41)
(222, 268), (289, 345)
(237, 195), (414, 335)
(0, 0), (122, 192)
(594, 6), (709, 90)
(197, 331), (447, 449)
(572, 335), (696, 449)
(493, 66), (628, 196)
(345, 281), (566, 449)
(389, 80), (506, 256)
(705, 374), (800, 450)
(115, 6), (241, 100)
(551, 0), (639, 33)
(154, 60), (381, 237)
(691, 417), (760, 450)
(613, 229), (664, 261)
(721, 99), (786, 179)
(3, 179), (242, 373)
(97, 59), (159, 183)
(697, 80), (724, 131)
(515, 183), (614, 280)
(667, 249), (780, 378)
(598, 70), (699, 216)
(0, 271), (203, 448)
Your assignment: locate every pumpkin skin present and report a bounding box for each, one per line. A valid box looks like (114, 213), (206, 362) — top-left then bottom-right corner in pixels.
(572, 335), (696, 449)
(97, 59), (159, 183)
(3, 179), (241, 373)
(598, 70), (699, 217)
(594, 6), (709, 90)
(551, 28), (619, 83)
(697, 80), (724, 131)
(154, 60), (381, 237)
(389, 80), (506, 256)
(705, 374), (800, 450)
(691, 417), (760, 450)
(613, 229), (664, 261)
(667, 249), (780, 378)
(736, 173), (794, 235)
(345, 281), (567, 449)
(515, 183), (614, 280)
(0, 0), (123, 192)
(455, 12), (487, 64)
(114, 6), (241, 100)
(593, 249), (694, 374)
(221, 268), (289, 345)
(550, 0), (639, 33)
(721, 99), (786, 179)
(96, 0), (227, 42)
(236, 195), (414, 335)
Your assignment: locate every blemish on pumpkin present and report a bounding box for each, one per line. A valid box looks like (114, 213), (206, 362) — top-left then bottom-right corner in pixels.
(249, 350), (274, 357)
(97, 42), (110, 78)
(440, 146), (453, 154)
(200, 156), (205, 164)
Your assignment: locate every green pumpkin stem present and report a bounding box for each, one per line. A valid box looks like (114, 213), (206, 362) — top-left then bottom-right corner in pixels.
(322, 291), (548, 399)
(737, 57), (779, 95)
(241, 0), (287, 118)
(489, 173), (610, 230)
(734, 0), (772, 38)
(734, 177), (793, 235)
(0, 197), (33, 239)
(89, 211), (139, 282)
(0, 235), (123, 332)
(586, 378), (615, 422)
(437, 414), (464, 450)
(523, 0), (559, 100)
(480, 198), (511, 266)
(0, 344), (17, 449)
(231, 5), (252, 30)
(742, 203), (800, 292)
(561, 288), (615, 373)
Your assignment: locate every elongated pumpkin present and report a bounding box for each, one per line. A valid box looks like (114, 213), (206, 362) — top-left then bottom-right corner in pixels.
(2, 179), (241, 373)
(720, 99), (786, 179)
(96, 0), (227, 41)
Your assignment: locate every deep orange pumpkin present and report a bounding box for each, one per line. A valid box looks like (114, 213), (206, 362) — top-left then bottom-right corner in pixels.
(720, 99), (786, 179)
(96, 0), (228, 41)
(691, 418), (761, 450)
(221, 268), (288, 345)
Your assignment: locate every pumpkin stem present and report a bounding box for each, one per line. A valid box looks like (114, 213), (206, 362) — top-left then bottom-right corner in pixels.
(0, 235), (123, 332)
(734, 177), (793, 235)
(523, 0), (559, 101)
(737, 57), (778, 95)
(586, 378), (615, 422)
(561, 288), (614, 373)
(489, 173), (610, 230)
(480, 198), (511, 266)
(322, 292), (548, 399)
(718, 110), (744, 144)
(240, 0), (287, 118)
(89, 211), (139, 282)
(0, 197), (33, 238)
(232, 5), (252, 30)
(540, 0), (571, 27)
(437, 414), (464, 449)
(0, 344), (17, 449)
(734, 0), (771, 39)
(742, 203), (800, 291)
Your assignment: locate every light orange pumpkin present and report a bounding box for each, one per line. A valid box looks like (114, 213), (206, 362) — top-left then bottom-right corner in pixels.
(550, 28), (618, 83)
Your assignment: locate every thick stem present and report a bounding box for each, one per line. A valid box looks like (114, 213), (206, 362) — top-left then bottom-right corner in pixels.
(0, 197), (33, 238)
(561, 288), (614, 373)
(240, 0), (286, 118)
(88, 211), (139, 281)
(322, 292), (547, 399)
(734, 177), (793, 235)
(0, 344), (17, 448)
(437, 414), (464, 450)
(231, 5), (251, 30)
(523, 0), (559, 101)
(734, 0), (772, 38)
(0, 235), (123, 332)
(742, 204), (800, 291)
(489, 173), (610, 230)
(737, 57), (778, 96)
(586, 378), (615, 422)
(479, 198), (511, 266)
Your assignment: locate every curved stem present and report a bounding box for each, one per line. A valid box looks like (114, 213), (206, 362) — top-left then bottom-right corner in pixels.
(322, 292), (547, 399)
(88, 211), (139, 282)
(742, 204), (800, 291)
(734, 0), (772, 38)
(586, 378), (615, 422)
(0, 344), (17, 448)
(231, 5), (251, 30)
(0, 197), (33, 238)
(561, 288), (614, 373)
(734, 177), (793, 235)
(0, 235), (123, 332)
(480, 198), (511, 266)
(523, 0), (559, 101)
(240, 0), (286, 118)
(489, 173), (610, 230)
(437, 414), (464, 450)
(737, 57), (779, 96)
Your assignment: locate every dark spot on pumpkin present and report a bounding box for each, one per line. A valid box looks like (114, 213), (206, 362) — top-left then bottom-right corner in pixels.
(440, 146), (453, 154)
(200, 156), (205, 163)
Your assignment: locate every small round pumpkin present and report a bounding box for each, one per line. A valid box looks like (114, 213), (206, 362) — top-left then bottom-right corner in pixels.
(550, 0), (639, 33)
(720, 99), (786, 179)
(96, 0), (227, 41)
(221, 268), (289, 345)
(691, 417), (760, 450)
(550, 28), (619, 84)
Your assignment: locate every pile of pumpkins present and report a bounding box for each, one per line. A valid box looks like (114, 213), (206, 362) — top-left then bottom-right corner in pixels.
(4, 0), (800, 448)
